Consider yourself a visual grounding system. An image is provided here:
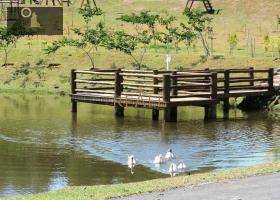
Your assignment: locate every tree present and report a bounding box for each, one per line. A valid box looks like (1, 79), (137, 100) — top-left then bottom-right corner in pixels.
(228, 33), (238, 55)
(45, 5), (107, 69)
(183, 8), (213, 57)
(158, 14), (179, 53)
(117, 11), (160, 47)
(104, 30), (150, 69)
(179, 22), (198, 55)
(114, 11), (159, 69)
(0, 27), (17, 67)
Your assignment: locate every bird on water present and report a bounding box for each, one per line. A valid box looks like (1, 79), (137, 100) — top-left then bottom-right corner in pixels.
(168, 163), (177, 176)
(127, 155), (136, 167)
(153, 154), (165, 164)
(177, 160), (186, 172)
(165, 149), (175, 160)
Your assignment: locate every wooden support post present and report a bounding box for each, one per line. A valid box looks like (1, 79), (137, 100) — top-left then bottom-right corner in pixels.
(163, 74), (177, 122)
(249, 67), (254, 86)
(114, 69), (124, 117)
(71, 69), (77, 113)
(152, 109), (159, 121)
(224, 70), (230, 98)
(205, 72), (217, 120)
(164, 106), (177, 122)
(268, 68), (274, 93)
(211, 72), (218, 100)
(152, 70), (159, 121)
(223, 98), (230, 119)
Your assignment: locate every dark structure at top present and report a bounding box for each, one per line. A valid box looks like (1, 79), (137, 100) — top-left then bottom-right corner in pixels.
(186, 0), (217, 14)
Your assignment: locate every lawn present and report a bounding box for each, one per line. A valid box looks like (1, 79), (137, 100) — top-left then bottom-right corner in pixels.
(10, 162), (280, 200)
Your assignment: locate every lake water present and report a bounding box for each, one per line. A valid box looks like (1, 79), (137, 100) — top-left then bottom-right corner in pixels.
(0, 94), (280, 197)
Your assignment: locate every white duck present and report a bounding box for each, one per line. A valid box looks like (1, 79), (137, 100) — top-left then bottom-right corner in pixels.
(165, 149), (175, 160)
(153, 154), (165, 164)
(127, 155), (136, 168)
(177, 161), (186, 172)
(168, 163), (177, 176)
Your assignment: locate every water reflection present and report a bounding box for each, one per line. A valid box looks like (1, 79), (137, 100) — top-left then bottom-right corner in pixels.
(0, 94), (280, 197)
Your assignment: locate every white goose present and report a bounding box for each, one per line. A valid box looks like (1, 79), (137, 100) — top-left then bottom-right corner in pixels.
(178, 161), (186, 172)
(168, 163), (177, 176)
(127, 155), (136, 168)
(165, 149), (175, 160)
(153, 154), (165, 164)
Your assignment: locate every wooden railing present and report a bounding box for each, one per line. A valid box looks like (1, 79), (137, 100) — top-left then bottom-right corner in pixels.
(71, 67), (274, 104)
(71, 69), (116, 96)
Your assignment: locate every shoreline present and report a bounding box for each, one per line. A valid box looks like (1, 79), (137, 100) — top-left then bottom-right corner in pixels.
(0, 85), (68, 95)
(10, 162), (280, 200)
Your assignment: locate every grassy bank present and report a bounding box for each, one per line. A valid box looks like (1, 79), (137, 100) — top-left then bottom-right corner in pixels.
(0, 0), (279, 91)
(10, 162), (280, 200)
(0, 84), (69, 95)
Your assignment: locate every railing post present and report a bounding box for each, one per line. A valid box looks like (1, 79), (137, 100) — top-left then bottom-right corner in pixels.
(163, 74), (171, 103)
(114, 69), (124, 117)
(152, 70), (159, 121)
(249, 67), (254, 86)
(163, 74), (176, 122)
(153, 70), (159, 94)
(224, 70), (230, 97)
(71, 69), (77, 113)
(205, 72), (217, 120)
(268, 68), (274, 93)
(223, 70), (230, 119)
(211, 72), (218, 100)
(172, 71), (178, 96)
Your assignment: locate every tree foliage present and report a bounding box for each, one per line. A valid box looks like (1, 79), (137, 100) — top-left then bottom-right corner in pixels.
(79, 4), (104, 25)
(183, 8), (213, 57)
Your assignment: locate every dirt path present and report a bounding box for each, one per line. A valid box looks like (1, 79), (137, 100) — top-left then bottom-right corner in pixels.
(118, 173), (280, 200)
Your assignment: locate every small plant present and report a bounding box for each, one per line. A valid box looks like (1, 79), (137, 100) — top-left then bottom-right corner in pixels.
(12, 62), (31, 88)
(34, 59), (47, 84)
(228, 33), (238, 55)
(271, 36), (280, 59)
(264, 34), (270, 52)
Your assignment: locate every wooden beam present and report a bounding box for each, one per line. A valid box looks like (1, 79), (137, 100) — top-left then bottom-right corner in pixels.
(114, 69), (124, 117)
(163, 74), (171, 103)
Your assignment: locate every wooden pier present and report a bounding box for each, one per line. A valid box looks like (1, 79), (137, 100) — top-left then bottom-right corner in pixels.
(70, 68), (276, 122)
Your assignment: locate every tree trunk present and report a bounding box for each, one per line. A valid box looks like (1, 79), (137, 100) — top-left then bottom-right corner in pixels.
(3, 48), (8, 67)
(200, 32), (210, 57)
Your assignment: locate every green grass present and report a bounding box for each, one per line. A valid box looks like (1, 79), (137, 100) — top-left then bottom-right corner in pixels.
(10, 162), (280, 200)
(0, 0), (279, 92)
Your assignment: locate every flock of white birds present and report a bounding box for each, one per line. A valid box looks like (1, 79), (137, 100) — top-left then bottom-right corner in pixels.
(127, 149), (187, 176)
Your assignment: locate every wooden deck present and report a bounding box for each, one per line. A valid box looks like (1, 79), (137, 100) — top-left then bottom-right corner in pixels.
(70, 68), (276, 122)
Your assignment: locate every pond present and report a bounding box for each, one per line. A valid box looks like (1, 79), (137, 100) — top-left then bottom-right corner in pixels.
(0, 94), (280, 197)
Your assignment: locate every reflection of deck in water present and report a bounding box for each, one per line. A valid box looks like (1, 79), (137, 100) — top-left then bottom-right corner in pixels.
(70, 68), (278, 122)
